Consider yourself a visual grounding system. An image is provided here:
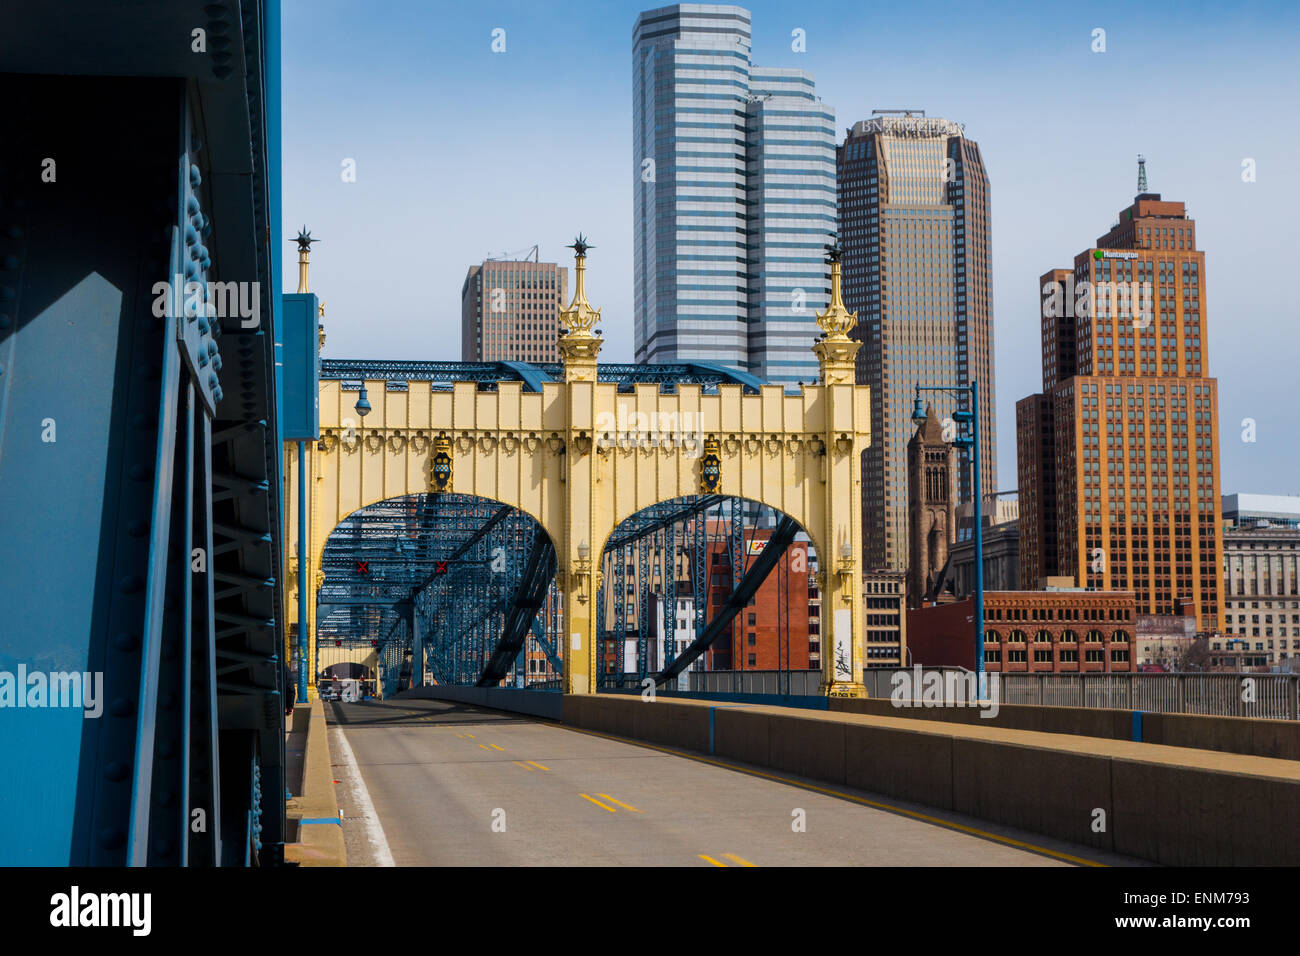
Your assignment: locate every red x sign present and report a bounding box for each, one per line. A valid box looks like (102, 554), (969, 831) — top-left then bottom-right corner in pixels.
(434, 561), (448, 575)
(355, 560), (369, 574)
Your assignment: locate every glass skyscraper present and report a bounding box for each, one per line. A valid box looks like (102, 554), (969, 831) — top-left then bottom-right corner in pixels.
(838, 111), (996, 572)
(633, 5), (835, 386)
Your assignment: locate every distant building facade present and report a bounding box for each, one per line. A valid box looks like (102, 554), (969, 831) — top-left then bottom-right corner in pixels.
(1223, 493), (1300, 530)
(863, 570), (906, 667)
(632, 4), (835, 384)
(1016, 178), (1225, 632)
(950, 518), (1019, 596)
(838, 110), (996, 571)
(906, 406), (955, 606)
(461, 257), (567, 363)
(705, 526), (814, 671)
(1218, 504), (1300, 667)
(908, 590), (1136, 672)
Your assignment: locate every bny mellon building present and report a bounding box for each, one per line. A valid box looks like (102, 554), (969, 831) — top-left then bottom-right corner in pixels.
(837, 111), (996, 572)
(633, 4), (836, 386)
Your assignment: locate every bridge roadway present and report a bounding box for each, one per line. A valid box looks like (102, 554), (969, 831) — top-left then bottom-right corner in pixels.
(327, 697), (1139, 867)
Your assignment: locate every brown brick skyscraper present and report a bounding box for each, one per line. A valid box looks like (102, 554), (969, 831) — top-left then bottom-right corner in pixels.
(1017, 169), (1225, 632)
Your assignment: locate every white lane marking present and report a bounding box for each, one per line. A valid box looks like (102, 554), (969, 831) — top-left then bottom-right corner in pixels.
(330, 725), (396, 867)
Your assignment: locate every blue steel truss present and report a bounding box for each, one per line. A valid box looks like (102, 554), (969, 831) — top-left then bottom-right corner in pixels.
(321, 359), (762, 394)
(0, 3), (284, 867)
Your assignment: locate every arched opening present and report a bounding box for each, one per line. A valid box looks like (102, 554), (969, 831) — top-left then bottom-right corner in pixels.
(317, 661), (377, 701)
(316, 493), (560, 696)
(593, 495), (819, 695)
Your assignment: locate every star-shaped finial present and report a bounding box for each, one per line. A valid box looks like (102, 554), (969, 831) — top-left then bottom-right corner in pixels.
(568, 234), (594, 257)
(294, 226), (320, 252)
(824, 239), (843, 263)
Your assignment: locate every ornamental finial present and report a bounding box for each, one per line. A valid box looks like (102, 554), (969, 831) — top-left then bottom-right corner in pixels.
(294, 226), (319, 294)
(815, 239), (856, 337)
(559, 233), (601, 334)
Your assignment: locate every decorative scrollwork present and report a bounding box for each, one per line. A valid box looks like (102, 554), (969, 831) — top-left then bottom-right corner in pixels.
(700, 436), (722, 493)
(744, 437), (762, 455)
(431, 433), (453, 492)
(524, 432), (540, 453)
(723, 435), (740, 455)
(456, 433), (474, 454)
(501, 433), (519, 454)
(411, 432), (430, 454)
(387, 433), (407, 453)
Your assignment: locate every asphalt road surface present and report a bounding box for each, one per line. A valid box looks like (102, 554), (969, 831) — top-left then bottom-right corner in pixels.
(327, 697), (1139, 867)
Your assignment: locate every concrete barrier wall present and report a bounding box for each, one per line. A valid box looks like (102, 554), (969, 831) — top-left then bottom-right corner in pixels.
(285, 700), (346, 867)
(829, 697), (1300, 760)
(562, 694), (1300, 866)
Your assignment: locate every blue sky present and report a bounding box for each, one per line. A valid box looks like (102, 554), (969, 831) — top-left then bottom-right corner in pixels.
(282, 0), (1300, 497)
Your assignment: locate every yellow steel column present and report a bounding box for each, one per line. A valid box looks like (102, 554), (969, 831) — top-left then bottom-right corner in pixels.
(813, 246), (868, 698)
(556, 236), (603, 694)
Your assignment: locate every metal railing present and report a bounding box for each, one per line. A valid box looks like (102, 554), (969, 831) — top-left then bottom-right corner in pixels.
(688, 670), (824, 697)
(862, 669), (1300, 720)
(524, 669), (1300, 720)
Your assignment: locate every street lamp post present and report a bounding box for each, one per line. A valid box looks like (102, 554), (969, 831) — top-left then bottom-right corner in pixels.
(912, 381), (984, 699)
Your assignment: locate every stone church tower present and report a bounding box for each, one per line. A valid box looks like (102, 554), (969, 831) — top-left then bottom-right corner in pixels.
(907, 406), (956, 607)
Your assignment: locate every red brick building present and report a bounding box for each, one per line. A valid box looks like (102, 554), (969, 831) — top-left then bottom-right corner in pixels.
(908, 589), (1137, 672)
(704, 524), (813, 672)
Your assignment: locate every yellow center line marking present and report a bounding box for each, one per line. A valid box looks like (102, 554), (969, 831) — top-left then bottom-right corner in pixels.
(596, 793), (642, 813)
(579, 793), (617, 812)
(464, 733), (475, 738)
(526, 761), (549, 771)
(558, 725), (1106, 868)
(479, 744), (492, 751)
(698, 854), (727, 867)
(512, 761), (535, 771)
(724, 853), (756, 867)
(489, 744), (505, 751)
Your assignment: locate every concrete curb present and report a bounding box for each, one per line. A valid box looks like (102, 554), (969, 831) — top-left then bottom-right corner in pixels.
(285, 700), (347, 867)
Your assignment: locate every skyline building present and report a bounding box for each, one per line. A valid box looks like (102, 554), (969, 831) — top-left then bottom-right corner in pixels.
(1017, 172), (1226, 633)
(460, 254), (567, 363)
(837, 111), (996, 572)
(632, 4), (836, 385)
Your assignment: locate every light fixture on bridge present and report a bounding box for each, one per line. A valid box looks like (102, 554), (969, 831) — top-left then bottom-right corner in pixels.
(355, 386), (371, 418)
(574, 539), (592, 604)
(837, 538), (855, 603)
(911, 388), (927, 425)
